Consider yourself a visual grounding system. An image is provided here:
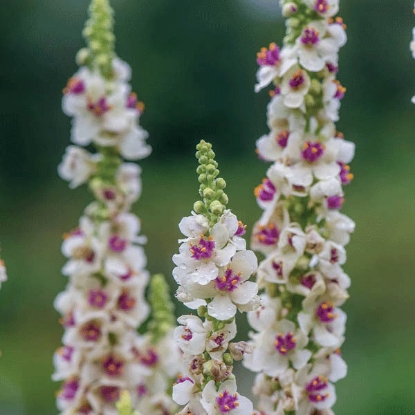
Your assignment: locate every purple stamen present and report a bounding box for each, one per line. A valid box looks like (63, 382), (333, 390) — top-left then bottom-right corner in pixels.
(334, 81), (346, 99)
(255, 178), (276, 202)
(190, 236), (215, 260)
(272, 260), (283, 279)
(80, 321), (101, 341)
(302, 141), (325, 163)
(137, 384), (147, 396)
(257, 43), (281, 66)
(100, 386), (120, 403)
(64, 78), (85, 95)
(256, 223), (279, 245)
(306, 376), (330, 403)
(109, 235), (128, 253)
(289, 70), (305, 89)
(58, 346), (74, 362)
(117, 289), (136, 311)
(88, 289), (108, 308)
(276, 130), (289, 148)
(235, 220), (247, 236)
(301, 27), (320, 46)
(103, 355), (124, 377)
(140, 348), (159, 366)
(103, 188), (117, 200)
(330, 248), (339, 263)
(338, 162), (353, 185)
(87, 96), (111, 117)
(316, 301), (337, 323)
(301, 274), (316, 289)
(59, 378), (79, 401)
(216, 390), (239, 413)
(274, 332), (296, 355)
(181, 328), (193, 341)
(327, 195), (344, 210)
(314, 0), (329, 14)
(327, 62), (339, 73)
(215, 268), (241, 292)
(61, 311), (75, 328)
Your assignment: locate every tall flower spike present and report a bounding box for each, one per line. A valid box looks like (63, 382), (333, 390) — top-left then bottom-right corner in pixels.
(411, 1), (415, 103)
(172, 140), (258, 415)
(244, 1), (354, 414)
(53, 1), (180, 413)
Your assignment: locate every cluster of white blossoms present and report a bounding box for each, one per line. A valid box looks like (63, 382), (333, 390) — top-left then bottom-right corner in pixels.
(243, 1), (355, 414)
(54, 1), (180, 414)
(172, 140), (259, 415)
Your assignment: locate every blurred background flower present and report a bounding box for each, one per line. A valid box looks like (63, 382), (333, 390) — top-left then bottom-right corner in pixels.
(0, 0), (414, 414)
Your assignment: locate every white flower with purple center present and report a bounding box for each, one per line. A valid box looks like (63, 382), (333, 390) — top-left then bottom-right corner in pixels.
(293, 364), (336, 414)
(298, 299), (346, 348)
(201, 380), (253, 415)
(280, 65), (311, 109)
(255, 43), (297, 93)
(305, 0), (339, 18)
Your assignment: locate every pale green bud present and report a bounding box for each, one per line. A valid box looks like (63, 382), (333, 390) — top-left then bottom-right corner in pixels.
(288, 18), (300, 28)
(282, 2), (298, 17)
(76, 48), (90, 65)
(310, 79), (322, 95)
(209, 200), (224, 215)
(305, 94), (315, 108)
(203, 188), (215, 199)
(194, 201), (205, 214)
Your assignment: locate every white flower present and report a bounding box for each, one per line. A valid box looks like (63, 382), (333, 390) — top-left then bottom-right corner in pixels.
(58, 146), (98, 188)
(280, 65), (311, 109)
(304, 0), (339, 18)
(201, 380), (254, 415)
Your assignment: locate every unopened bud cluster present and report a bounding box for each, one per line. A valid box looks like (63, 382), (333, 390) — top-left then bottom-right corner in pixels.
(243, 1), (355, 413)
(172, 140), (258, 415)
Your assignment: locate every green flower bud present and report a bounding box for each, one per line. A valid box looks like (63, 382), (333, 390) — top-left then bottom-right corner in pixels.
(193, 201), (205, 213)
(209, 200), (224, 215)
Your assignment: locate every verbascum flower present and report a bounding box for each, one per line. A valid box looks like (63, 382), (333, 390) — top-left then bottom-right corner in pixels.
(52, 1), (167, 413)
(172, 140), (258, 415)
(243, 1), (354, 414)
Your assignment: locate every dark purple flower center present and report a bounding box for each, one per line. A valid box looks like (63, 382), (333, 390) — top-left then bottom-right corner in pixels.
(330, 248), (339, 263)
(216, 390), (239, 413)
(316, 301), (337, 323)
(314, 0), (329, 14)
(255, 178), (276, 202)
(235, 220), (247, 236)
(338, 162), (353, 185)
(140, 348), (159, 366)
(302, 141), (325, 163)
(176, 375), (193, 384)
(59, 378), (79, 400)
(181, 328), (193, 341)
(327, 62), (339, 73)
(257, 42), (281, 66)
(137, 384), (148, 396)
(327, 195), (344, 210)
(306, 376), (330, 403)
(87, 96), (111, 117)
(88, 289), (108, 308)
(103, 188), (117, 200)
(256, 223), (279, 245)
(301, 274), (316, 289)
(276, 130), (289, 148)
(334, 80), (346, 99)
(64, 78), (85, 95)
(289, 70), (305, 89)
(215, 268), (241, 292)
(190, 236), (215, 260)
(78, 403), (93, 414)
(117, 289), (136, 311)
(80, 321), (101, 341)
(274, 332), (296, 355)
(100, 386), (120, 403)
(109, 235), (128, 252)
(103, 355), (124, 377)
(272, 260), (283, 279)
(60, 311), (75, 328)
(301, 27), (320, 46)
(269, 86), (281, 98)
(58, 346), (74, 362)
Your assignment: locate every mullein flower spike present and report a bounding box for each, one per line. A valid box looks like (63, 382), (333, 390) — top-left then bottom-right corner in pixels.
(172, 140), (259, 415)
(243, 0), (354, 414)
(54, 1), (180, 413)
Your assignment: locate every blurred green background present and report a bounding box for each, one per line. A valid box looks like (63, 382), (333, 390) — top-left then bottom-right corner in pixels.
(1, 0), (415, 413)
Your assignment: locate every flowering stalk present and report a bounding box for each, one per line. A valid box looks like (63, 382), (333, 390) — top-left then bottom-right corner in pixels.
(411, 2), (415, 104)
(52, 0), (171, 413)
(172, 140), (259, 415)
(243, 1), (354, 414)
